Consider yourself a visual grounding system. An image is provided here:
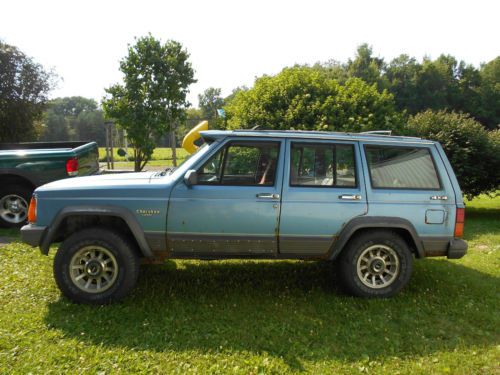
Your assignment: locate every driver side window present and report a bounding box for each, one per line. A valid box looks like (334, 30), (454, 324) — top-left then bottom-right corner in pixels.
(197, 141), (280, 186)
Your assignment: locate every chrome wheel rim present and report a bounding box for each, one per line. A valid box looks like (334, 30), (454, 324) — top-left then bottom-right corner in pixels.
(70, 246), (118, 293)
(0, 194), (28, 224)
(357, 244), (400, 289)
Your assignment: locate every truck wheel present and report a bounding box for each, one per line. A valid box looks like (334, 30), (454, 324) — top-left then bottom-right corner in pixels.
(54, 228), (140, 304)
(338, 230), (413, 298)
(0, 185), (32, 228)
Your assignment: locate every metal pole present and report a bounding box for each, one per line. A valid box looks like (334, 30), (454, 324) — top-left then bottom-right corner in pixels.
(171, 126), (177, 167)
(105, 125), (110, 170)
(110, 122), (115, 170)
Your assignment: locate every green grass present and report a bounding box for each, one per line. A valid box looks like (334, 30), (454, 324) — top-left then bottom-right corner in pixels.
(0, 197), (498, 373)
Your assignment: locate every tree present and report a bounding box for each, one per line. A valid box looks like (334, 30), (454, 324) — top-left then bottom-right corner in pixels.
(0, 41), (55, 142)
(225, 67), (403, 133)
(385, 54), (421, 113)
(102, 35), (196, 171)
(75, 110), (106, 145)
(478, 57), (500, 129)
(347, 44), (386, 88)
(40, 97), (105, 144)
(407, 110), (499, 199)
(198, 87), (224, 127)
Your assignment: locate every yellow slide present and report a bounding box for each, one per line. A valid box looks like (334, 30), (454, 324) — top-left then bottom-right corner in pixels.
(182, 120), (208, 154)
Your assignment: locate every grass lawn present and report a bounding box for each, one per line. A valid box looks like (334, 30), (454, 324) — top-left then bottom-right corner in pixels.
(0, 196), (498, 373)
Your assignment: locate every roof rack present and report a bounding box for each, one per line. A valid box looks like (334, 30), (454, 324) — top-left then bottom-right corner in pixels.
(360, 130), (392, 136)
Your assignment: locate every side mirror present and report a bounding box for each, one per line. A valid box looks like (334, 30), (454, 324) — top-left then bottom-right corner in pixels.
(184, 169), (198, 187)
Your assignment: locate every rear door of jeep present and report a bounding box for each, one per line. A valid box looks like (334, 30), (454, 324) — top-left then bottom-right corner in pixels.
(360, 141), (456, 255)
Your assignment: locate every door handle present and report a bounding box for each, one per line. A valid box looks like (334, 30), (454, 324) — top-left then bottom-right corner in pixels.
(430, 195), (448, 201)
(256, 193), (280, 199)
(339, 194), (362, 200)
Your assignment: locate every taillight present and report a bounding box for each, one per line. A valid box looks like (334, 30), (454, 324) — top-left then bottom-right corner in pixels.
(454, 207), (465, 238)
(66, 158), (79, 176)
(28, 197), (37, 223)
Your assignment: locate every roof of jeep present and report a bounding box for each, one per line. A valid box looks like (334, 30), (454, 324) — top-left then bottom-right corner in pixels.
(200, 129), (435, 145)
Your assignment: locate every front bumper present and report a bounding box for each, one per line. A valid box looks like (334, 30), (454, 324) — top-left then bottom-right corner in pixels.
(20, 224), (47, 248)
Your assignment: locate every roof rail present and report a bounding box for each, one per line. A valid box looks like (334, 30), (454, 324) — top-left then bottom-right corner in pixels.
(360, 130), (392, 136)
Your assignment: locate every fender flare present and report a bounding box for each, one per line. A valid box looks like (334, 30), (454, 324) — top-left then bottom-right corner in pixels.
(40, 205), (154, 257)
(328, 216), (425, 260)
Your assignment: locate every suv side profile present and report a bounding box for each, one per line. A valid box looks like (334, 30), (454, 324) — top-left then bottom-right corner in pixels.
(21, 130), (467, 304)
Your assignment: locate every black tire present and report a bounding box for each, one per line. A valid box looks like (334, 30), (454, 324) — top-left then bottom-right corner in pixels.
(337, 230), (413, 298)
(54, 228), (140, 304)
(0, 184), (32, 228)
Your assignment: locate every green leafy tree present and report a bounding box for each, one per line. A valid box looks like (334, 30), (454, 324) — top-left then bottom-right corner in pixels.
(41, 111), (68, 141)
(407, 110), (499, 198)
(478, 57), (500, 129)
(311, 59), (349, 83)
(385, 54), (421, 113)
(75, 110), (106, 145)
(40, 97), (105, 143)
(198, 87), (224, 128)
(225, 67), (403, 133)
(347, 44), (386, 88)
(0, 41), (55, 142)
(102, 35), (196, 171)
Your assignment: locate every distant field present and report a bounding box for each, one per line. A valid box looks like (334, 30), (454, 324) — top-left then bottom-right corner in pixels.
(0, 195), (498, 373)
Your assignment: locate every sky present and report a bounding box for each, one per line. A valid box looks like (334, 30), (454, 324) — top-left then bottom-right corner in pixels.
(1, 0), (498, 107)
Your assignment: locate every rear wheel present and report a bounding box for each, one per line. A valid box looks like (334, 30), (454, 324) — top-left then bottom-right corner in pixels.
(338, 230), (413, 297)
(54, 228), (140, 304)
(0, 185), (32, 228)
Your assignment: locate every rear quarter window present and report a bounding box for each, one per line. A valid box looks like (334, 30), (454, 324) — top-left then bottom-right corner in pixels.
(365, 145), (441, 190)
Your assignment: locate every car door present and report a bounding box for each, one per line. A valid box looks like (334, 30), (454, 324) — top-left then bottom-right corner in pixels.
(279, 139), (368, 255)
(167, 138), (284, 256)
(361, 142), (456, 254)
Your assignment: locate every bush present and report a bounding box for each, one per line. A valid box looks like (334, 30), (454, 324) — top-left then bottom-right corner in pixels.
(225, 67), (404, 133)
(407, 110), (499, 199)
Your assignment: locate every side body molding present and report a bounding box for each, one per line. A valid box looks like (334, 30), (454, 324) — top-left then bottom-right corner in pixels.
(328, 216), (425, 260)
(40, 205), (154, 257)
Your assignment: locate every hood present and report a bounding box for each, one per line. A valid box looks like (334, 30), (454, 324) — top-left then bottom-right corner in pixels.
(37, 171), (172, 193)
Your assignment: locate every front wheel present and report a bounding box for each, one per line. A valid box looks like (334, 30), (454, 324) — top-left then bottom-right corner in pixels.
(54, 228), (140, 304)
(338, 230), (413, 298)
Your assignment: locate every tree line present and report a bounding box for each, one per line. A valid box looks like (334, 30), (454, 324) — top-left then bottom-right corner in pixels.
(0, 39), (498, 197)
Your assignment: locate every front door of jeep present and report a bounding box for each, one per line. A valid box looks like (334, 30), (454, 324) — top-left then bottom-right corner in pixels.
(167, 139), (284, 256)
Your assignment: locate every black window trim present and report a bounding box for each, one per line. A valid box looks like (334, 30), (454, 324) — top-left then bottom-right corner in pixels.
(196, 140), (282, 187)
(363, 144), (443, 191)
(289, 141), (359, 189)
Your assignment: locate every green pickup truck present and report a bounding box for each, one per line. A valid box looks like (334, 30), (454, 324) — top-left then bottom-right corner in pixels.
(0, 141), (99, 227)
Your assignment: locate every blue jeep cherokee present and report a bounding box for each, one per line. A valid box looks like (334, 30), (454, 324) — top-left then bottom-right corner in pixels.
(21, 130), (467, 304)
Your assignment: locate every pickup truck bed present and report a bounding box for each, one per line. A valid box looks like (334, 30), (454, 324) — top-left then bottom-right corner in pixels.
(0, 141), (99, 227)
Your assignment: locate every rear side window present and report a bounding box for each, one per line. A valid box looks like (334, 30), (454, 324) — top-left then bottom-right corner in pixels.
(365, 145), (441, 190)
(290, 143), (356, 187)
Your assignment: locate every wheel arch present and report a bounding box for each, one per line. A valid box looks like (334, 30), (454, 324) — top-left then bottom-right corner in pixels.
(40, 206), (154, 258)
(329, 216), (424, 260)
(0, 170), (39, 190)
(0, 173), (36, 191)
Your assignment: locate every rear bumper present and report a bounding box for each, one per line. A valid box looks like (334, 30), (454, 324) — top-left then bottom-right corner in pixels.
(421, 237), (468, 259)
(20, 224), (46, 249)
(447, 238), (468, 259)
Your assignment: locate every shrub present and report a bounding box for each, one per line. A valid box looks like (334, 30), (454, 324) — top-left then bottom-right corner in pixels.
(407, 110), (499, 199)
(225, 67), (404, 133)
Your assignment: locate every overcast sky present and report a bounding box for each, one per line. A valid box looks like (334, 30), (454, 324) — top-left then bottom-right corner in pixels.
(1, 0), (498, 107)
